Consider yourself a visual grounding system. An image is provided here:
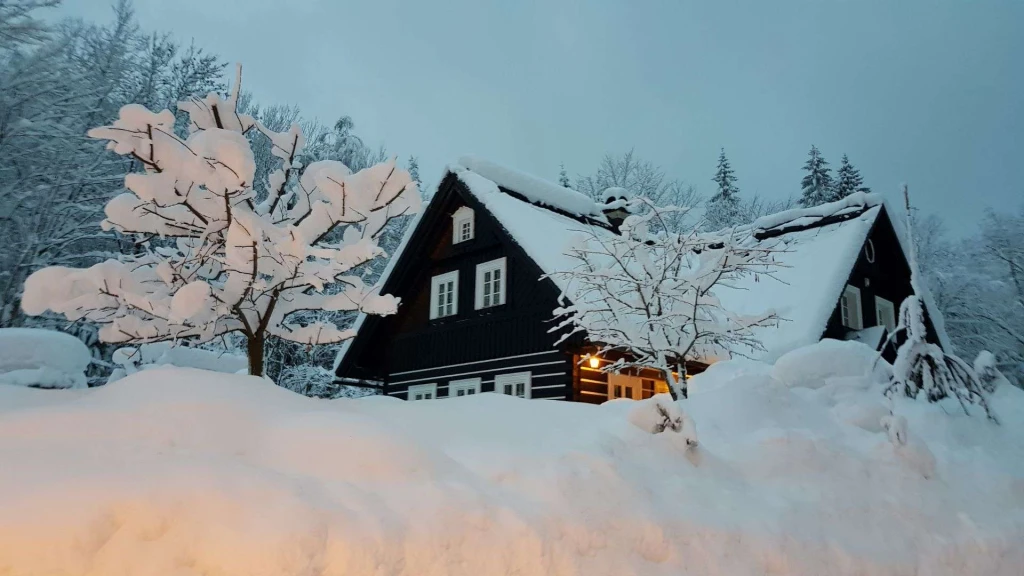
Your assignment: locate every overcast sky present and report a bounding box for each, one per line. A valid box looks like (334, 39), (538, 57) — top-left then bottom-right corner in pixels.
(57, 0), (1022, 235)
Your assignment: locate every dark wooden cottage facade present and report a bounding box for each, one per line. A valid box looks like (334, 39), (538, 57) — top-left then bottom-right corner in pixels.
(334, 158), (948, 403)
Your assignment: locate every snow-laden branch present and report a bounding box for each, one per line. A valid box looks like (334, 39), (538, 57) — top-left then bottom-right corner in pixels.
(21, 67), (421, 376)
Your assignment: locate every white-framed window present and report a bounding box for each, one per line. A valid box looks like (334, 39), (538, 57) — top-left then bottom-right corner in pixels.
(430, 271), (459, 319)
(875, 296), (897, 332)
(452, 206), (475, 244)
(495, 371), (531, 399)
(449, 378), (481, 397)
(407, 383), (437, 401)
(475, 257), (507, 310)
(840, 284), (863, 330)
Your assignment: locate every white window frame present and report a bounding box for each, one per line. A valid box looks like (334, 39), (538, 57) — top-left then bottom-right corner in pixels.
(452, 206), (475, 244)
(429, 271), (459, 320)
(407, 383), (437, 401)
(495, 371), (531, 399)
(449, 377), (481, 397)
(875, 296), (896, 332)
(474, 257), (507, 310)
(841, 284), (863, 330)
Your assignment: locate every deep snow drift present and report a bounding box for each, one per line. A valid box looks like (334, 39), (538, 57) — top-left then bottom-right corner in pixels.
(0, 327), (90, 388)
(1, 341), (1022, 576)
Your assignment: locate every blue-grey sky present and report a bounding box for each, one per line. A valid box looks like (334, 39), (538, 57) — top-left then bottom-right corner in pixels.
(58, 0), (1022, 234)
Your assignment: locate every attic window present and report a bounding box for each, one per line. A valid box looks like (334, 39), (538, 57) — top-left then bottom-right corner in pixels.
(841, 285), (863, 330)
(452, 206), (474, 244)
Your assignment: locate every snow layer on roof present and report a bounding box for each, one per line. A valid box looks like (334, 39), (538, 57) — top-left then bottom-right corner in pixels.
(457, 156), (608, 221)
(453, 165), (618, 300)
(714, 207), (881, 362)
(749, 192), (881, 234)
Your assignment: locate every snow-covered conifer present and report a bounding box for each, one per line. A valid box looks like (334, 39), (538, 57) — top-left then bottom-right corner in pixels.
(888, 185), (996, 421)
(558, 162), (571, 188)
(21, 66), (421, 377)
(705, 148), (742, 230)
(833, 154), (869, 199)
(799, 145), (834, 207)
(407, 156), (421, 190)
(548, 198), (779, 401)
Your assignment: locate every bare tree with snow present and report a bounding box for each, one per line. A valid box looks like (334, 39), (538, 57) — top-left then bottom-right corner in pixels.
(20, 66), (421, 377)
(548, 198), (780, 401)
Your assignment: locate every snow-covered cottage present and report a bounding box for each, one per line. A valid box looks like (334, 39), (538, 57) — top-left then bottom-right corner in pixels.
(334, 158), (947, 403)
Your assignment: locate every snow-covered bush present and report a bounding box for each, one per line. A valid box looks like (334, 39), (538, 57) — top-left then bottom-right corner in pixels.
(889, 187), (995, 421)
(20, 66), (421, 377)
(549, 198), (779, 400)
(108, 342), (247, 383)
(0, 328), (90, 389)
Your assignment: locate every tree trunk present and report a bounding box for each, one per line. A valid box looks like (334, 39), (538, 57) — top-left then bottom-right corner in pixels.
(247, 333), (264, 377)
(663, 367), (681, 401)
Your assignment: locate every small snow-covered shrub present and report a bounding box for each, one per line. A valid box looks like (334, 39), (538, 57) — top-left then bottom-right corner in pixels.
(772, 339), (891, 390)
(627, 395), (698, 446)
(108, 342), (247, 383)
(974, 351), (1009, 394)
(0, 328), (90, 389)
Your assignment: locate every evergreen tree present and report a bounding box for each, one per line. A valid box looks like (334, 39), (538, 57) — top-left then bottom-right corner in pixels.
(799, 145), (834, 207)
(833, 154), (870, 199)
(558, 162), (571, 188)
(407, 155), (421, 189)
(705, 148), (741, 229)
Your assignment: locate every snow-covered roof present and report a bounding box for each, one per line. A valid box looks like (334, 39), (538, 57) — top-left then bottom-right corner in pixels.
(457, 156), (609, 222)
(714, 202), (883, 362)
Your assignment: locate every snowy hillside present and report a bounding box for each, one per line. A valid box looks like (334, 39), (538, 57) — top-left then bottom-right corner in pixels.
(1, 341), (1022, 576)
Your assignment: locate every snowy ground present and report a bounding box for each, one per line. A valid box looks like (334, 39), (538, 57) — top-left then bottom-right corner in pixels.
(1, 341), (1022, 575)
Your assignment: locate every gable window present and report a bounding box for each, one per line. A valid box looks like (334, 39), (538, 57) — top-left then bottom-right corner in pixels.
(452, 206), (475, 244)
(407, 383), (437, 401)
(875, 296), (897, 332)
(840, 285), (863, 330)
(475, 257), (507, 309)
(430, 271), (459, 319)
(495, 371), (531, 399)
(449, 378), (481, 397)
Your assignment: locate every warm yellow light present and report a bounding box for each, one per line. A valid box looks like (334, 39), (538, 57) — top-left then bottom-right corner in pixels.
(588, 355), (600, 369)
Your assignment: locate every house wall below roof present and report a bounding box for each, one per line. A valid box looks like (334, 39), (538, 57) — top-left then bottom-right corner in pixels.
(823, 208), (942, 360)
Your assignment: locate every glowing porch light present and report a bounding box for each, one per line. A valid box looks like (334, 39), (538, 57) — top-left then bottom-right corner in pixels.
(588, 355), (600, 369)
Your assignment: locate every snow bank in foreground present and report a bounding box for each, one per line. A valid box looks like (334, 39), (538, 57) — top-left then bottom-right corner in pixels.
(1, 347), (1022, 575)
(0, 328), (89, 388)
